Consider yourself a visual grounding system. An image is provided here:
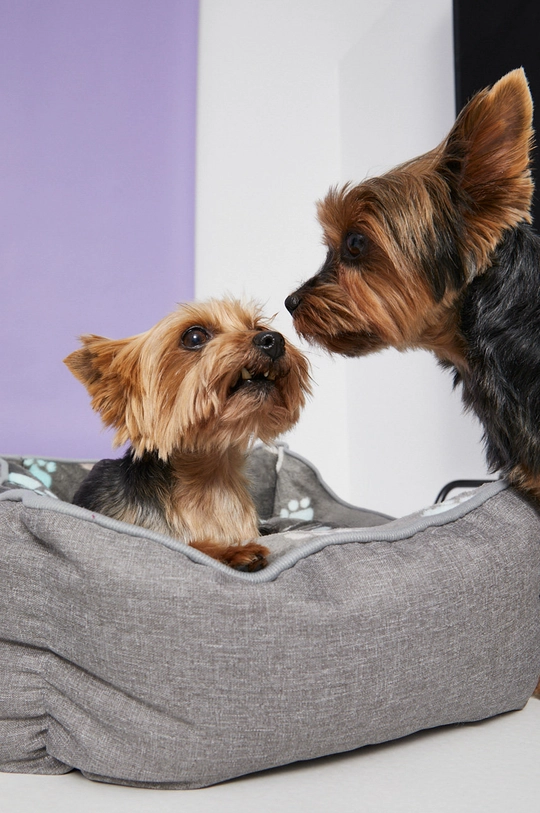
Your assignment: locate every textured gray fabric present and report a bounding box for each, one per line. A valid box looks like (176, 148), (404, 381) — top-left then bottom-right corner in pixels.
(0, 448), (539, 788)
(268, 444), (394, 527)
(0, 477), (512, 583)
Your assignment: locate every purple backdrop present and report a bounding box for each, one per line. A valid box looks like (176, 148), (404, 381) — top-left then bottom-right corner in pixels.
(0, 0), (198, 458)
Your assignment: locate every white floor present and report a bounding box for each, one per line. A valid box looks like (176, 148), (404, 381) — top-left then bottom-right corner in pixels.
(2, 699), (540, 813)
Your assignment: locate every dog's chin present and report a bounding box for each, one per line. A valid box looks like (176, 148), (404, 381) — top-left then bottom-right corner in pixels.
(194, 390), (297, 451)
(225, 371), (303, 434)
(227, 376), (288, 413)
(297, 326), (385, 357)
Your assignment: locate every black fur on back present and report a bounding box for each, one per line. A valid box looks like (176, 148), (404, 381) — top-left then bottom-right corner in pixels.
(458, 223), (540, 475)
(72, 450), (173, 524)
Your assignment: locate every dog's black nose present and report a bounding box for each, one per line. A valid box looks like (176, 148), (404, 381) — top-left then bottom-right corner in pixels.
(253, 330), (285, 361)
(285, 293), (300, 314)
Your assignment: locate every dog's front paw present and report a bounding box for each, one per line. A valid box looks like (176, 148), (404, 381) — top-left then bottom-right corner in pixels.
(189, 539), (269, 571)
(223, 542), (269, 572)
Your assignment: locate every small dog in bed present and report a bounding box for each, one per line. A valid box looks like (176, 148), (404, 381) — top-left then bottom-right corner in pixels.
(64, 298), (310, 571)
(286, 69), (540, 501)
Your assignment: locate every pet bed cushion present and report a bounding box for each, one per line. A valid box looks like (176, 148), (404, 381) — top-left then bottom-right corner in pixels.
(0, 445), (539, 789)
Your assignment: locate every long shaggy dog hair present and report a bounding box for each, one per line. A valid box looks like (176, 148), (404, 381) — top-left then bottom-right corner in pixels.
(65, 298), (310, 570)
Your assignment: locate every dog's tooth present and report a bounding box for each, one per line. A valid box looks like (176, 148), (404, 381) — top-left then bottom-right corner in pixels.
(241, 367), (252, 380)
(263, 371), (269, 378)
(267, 371), (276, 380)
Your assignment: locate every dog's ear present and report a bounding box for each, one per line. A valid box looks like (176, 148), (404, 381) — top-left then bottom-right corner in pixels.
(439, 68), (534, 263)
(64, 335), (142, 445)
(64, 336), (110, 388)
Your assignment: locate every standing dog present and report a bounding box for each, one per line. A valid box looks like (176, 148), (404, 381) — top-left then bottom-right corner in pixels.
(65, 298), (310, 571)
(286, 69), (540, 500)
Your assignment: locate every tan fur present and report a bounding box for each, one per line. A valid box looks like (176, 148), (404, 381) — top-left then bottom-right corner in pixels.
(65, 298), (311, 570)
(293, 70), (533, 372)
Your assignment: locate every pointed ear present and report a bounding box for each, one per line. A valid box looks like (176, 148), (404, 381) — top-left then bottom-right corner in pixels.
(64, 334), (127, 390)
(64, 335), (140, 445)
(440, 69), (534, 261)
(64, 336), (106, 388)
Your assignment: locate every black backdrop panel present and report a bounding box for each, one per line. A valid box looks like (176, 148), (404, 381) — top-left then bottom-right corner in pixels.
(454, 0), (540, 220)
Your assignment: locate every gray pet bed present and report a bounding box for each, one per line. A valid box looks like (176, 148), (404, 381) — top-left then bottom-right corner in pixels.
(0, 444), (539, 789)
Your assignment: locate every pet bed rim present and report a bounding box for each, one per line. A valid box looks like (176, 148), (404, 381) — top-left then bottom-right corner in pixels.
(0, 478), (509, 583)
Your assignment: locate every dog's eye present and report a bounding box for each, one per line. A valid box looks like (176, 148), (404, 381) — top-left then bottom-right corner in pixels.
(343, 232), (368, 261)
(181, 326), (211, 350)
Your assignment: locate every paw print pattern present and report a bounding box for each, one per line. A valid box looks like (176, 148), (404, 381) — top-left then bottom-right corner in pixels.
(280, 496), (314, 521)
(22, 458), (57, 489)
(7, 472), (46, 492)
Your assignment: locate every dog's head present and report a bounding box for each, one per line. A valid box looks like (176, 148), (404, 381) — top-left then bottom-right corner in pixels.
(285, 69), (534, 362)
(64, 298), (310, 458)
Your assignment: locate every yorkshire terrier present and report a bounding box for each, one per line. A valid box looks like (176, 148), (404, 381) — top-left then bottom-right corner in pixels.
(64, 298), (310, 571)
(286, 68), (540, 502)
